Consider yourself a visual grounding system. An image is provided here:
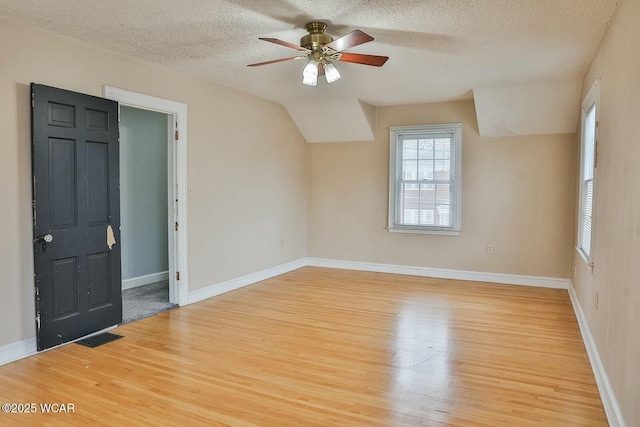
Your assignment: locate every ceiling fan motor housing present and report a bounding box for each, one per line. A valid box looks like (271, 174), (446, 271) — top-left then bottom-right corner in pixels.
(301, 21), (333, 52)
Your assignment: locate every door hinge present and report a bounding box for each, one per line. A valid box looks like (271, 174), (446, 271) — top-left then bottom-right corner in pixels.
(175, 222), (179, 231)
(175, 130), (179, 141)
(176, 271), (180, 281)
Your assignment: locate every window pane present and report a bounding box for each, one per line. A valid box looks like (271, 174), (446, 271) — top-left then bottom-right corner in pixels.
(420, 209), (435, 225)
(434, 138), (450, 159)
(400, 183), (419, 224)
(403, 183), (419, 205)
(402, 160), (417, 180)
(582, 179), (593, 257)
(434, 160), (450, 180)
(403, 208), (419, 225)
(419, 184), (435, 226)
(436, 205), (451, 227)
(435, 184), (451, 227)
(419, 139), (434, 159)
(403, 139), (418, 160)
(418, 160), (434, 180)
(584, 105), (596, 180)
(436, 184), (450, 204)
(398, 185), (406, 223)
(419, 183), (436, 207)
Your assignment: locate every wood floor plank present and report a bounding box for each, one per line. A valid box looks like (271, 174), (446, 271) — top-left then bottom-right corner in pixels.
(0, 267), (607, 426)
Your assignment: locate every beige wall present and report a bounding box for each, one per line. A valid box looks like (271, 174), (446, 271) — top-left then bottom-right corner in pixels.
(0, 19), (308, 347)
(572, 0), (640, 424)
(308, 100), (576, 278)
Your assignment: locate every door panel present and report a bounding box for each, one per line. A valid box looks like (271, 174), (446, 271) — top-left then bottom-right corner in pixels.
(49, 138), (78, 228)
(32, 83), (121, 351)
(51, 257), (80, 319)
(87, 141), (109, 225)
(47, 102), (75, 127)
(88, 252), (112, 308)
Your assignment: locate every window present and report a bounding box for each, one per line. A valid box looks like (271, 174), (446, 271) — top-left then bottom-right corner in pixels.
(388, 123), (462, 235)
(577, 80), (599, 266)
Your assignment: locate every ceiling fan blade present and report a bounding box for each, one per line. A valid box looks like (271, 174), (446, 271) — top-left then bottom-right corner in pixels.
(338, 52), (389, 67)
(247, 56), (305, 67)
(259, 37), (309, 52)
(325, 30), (373, 52)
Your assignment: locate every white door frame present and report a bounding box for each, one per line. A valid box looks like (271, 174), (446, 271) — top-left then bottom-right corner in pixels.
(104, 86), (188, 306)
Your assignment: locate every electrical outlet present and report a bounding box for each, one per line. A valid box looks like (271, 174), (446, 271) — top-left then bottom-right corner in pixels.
(595, 291), (599, 309)
(487, 244), (494, 254)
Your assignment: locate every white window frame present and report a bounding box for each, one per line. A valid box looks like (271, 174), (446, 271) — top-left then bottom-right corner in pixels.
(577, 79), (600, 268)
(388, 123), (462, 235)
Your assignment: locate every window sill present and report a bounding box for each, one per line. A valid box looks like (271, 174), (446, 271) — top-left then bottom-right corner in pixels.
(575, 247), (594, 273)
(387, 226), (461, 236)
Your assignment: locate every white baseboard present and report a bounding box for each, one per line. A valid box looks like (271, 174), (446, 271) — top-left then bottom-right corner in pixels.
(122, 271), (169, 290)
(187, 257), (569, 306)
(0, 324), (119, 367)
(305, 257), (570, 289)
(187, 258), (307, 305)
(0, 337), (37, 367)
(568, 283), (626, 427)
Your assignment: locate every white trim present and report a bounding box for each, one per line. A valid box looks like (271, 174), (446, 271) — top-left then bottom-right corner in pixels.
(388, 123), (463, 235)
(188, 259), (307, 305)
(0, 325), (117, 367)
(103, 86), (189, 306)
(568, 283), (626, 427)
(187, 257), (570, 306)
(305, 258), (569, 289)
(122, 271), (169, 290)
(387, 226), (461, 236)
(0, 338), (37, 366)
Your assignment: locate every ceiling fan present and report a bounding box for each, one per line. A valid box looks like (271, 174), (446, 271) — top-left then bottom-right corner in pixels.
(247, 21), (389, 87)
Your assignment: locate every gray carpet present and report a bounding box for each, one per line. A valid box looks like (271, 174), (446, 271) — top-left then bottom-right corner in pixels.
(122, 280), (176, 324)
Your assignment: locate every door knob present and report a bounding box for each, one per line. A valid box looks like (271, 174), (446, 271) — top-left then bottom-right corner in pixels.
(35, 234), (53, 251)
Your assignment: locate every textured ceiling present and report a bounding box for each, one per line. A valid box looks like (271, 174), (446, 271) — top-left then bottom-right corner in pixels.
(0, 0), (620, 140)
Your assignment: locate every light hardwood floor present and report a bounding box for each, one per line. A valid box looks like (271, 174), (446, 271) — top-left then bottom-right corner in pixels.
(0, 267), (606, 426)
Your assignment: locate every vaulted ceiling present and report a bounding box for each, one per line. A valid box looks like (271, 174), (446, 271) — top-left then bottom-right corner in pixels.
(0, 0), (620, 142)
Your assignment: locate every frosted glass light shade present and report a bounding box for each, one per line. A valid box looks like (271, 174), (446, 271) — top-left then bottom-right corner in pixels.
(302, 60), (318, 86)
(324, 62), (341, 84)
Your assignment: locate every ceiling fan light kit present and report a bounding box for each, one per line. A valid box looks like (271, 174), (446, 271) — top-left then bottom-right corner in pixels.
(248, 21), (388, 87)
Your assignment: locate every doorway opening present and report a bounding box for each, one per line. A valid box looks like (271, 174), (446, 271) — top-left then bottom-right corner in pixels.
(119, 106), (174, 323)
(104, 86), (189, 316)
